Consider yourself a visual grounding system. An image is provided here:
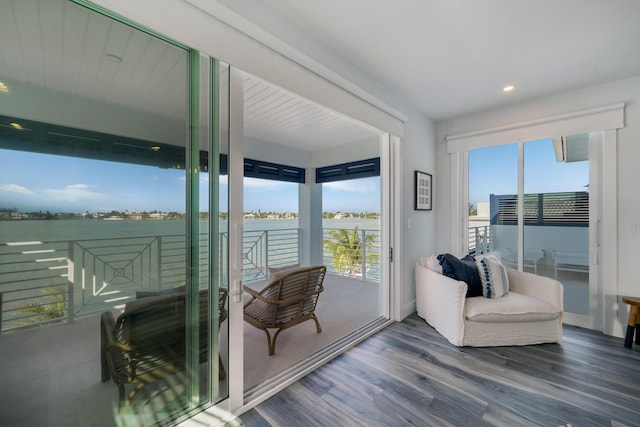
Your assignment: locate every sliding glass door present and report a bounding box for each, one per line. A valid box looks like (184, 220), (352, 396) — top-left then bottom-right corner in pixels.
(0, 1), (228, 425)
(523, 137), (591, 321)
(468, 144), (517, 258)
(467, 135), (596, 327)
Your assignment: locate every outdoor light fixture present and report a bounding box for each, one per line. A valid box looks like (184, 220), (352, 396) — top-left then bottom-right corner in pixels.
(10, 123), (23, 130)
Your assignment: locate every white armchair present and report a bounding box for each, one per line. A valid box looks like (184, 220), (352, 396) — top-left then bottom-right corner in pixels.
(415, 257), (563, 347)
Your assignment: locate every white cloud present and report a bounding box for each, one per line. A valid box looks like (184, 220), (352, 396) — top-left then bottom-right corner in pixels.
(0, 184), (36, 195)
(42, 184), (106, 202)
(243, 177), (293, 190)
(324, 179), (378, 193)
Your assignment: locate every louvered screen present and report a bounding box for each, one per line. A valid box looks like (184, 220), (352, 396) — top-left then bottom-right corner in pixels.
(491, 192), (588, 227)
(316, 158), (380, 183)
(541, 192), (589, 226)
(494, 195), (517, 224)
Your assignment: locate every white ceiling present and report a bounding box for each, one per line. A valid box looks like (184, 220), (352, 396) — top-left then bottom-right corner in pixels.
(216, 0), (640, 121)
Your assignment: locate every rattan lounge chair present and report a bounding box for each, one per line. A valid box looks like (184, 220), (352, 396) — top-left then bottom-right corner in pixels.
(100, 288), (228, 406)
(243, 265), (326, 355)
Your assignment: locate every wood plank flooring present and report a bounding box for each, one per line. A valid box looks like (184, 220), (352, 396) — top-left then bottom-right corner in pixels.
(238, 314), (640, 427)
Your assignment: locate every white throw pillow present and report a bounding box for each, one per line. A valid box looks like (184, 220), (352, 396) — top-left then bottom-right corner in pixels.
(475, 254), (509, 298)
(419, 254), (443, 274)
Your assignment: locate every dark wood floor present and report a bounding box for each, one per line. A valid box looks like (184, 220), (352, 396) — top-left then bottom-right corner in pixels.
(238, 314), (640, 427)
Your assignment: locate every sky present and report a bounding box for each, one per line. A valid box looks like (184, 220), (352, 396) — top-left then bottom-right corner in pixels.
(0, 149), (381, 214)
(468, 138), (589, 209)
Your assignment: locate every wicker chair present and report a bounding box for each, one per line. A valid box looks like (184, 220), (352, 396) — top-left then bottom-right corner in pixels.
(243, 265), (326, 355)
(100, 288), (228, 406)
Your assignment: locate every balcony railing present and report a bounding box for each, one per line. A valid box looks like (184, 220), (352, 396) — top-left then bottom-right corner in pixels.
(240, 228), (301, 282)
(0, 227), (379, 333)
(468, 225), (493, 256)
(322, 228), (381, 281)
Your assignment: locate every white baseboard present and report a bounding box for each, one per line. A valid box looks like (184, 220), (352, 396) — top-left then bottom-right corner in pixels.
(400, 300), (416, 320)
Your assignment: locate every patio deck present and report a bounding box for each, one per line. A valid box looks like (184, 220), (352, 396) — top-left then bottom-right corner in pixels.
(0, 273), (380, 427)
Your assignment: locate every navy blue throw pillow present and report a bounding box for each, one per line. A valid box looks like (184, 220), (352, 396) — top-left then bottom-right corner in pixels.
(437, 253), (482, 297)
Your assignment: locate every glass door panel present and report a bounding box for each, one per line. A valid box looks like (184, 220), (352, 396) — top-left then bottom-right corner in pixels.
(468, 144), (518, 258)
(523, 137), (590, 317)
(199, 58), (229, 405)
(0, 1), (227, 425)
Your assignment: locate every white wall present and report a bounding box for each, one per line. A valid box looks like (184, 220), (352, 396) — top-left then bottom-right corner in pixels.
(400, 113), (438, 317)
(436, 75), (640, 337)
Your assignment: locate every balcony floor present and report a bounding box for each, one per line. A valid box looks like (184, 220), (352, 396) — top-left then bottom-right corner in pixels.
(0, 273), (380, 426)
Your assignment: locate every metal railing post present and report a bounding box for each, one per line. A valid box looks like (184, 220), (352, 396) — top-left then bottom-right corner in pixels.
(297, 228), (302, 265)
(485, 226), (492, 252)
(67, 241), (75, 323)
(264, 230), (269, 274)
(361, 229), (367, 280)
(474, 227), (480, 255)
(157, 236), (162, 290)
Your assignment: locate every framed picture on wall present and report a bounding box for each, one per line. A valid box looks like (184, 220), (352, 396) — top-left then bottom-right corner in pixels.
(414, 171), (432, 211)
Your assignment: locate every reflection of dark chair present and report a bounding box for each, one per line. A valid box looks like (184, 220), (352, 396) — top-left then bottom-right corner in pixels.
(100, 288), (227, 406)
(243, 265), (326, 355)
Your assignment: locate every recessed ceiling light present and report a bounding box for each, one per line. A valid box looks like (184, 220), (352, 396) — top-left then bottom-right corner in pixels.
(105, 54), (122, 63)
(10, 122), (23, 130)
(0, 81), (8, 93)
(503, 85), (515, 93)
(151, 146), (161, 152)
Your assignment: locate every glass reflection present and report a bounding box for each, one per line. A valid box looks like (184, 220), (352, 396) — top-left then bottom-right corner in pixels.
(0, 1), (226, 425)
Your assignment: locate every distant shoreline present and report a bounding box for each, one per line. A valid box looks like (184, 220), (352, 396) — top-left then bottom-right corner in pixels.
(0, 212), (381, 221)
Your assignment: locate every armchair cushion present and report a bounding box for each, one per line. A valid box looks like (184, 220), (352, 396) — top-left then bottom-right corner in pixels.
(466, 292), (561, 322)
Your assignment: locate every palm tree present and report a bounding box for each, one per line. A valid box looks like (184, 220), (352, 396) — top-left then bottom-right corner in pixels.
(323, 227), (380, 277)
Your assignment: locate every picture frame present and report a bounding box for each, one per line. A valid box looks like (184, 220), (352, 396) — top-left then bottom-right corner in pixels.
(414, 171), (432, 211)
